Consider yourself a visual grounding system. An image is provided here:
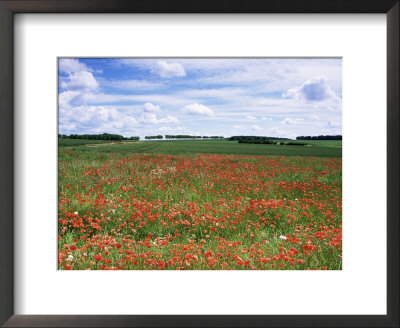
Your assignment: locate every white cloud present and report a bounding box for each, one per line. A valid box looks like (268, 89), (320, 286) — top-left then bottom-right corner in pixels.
(60, 92), (191, 109)
(139, 103), (178, 124)
(122, 116), (138, 126)
(59, 59), (88, 74)
(251, 125), (263, 131)
(139, 113), (158, 124)
(194, 59), (342, 94)
(58, 105), (139, 135)
(282, 117), (304, 125)
(61, 71), (98, 91)
(270, 127), (296, 139)
(159, 116), (179, 124)
(182, 103), (214, 116)
(59, 123), (76, 132)
(59, 59), (100, 112)
(152, 61), (186, 78)
(58, 91), (80, 109)
(261, 117), (272, 121)
(232, 124), (263, 133)
(246, 115), (257, 121)
(104, 79), (163, 90)
(178, 87), (246, 99)
(110, 58), (342, 97)
(143, 102), (160, 112)
(283, 77), (338, 102)
(158, 126), (191, 134)
(327, 121), (341, 129)
(61, 106), (119, 124)
(139, 112), (178, 124)
(158, 126), (174, 132)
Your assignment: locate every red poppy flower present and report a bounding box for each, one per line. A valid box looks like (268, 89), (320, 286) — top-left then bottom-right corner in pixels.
(94, 254), (102, 261)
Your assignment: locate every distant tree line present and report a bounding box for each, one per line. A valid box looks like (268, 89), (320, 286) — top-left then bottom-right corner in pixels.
(285, 141), (308, 146)
(165, 135), (224, 140)
(296, 135), (342, 140)
(201, 136), (224, 139)
(228, 136), (291, 141)
(58, 133), (139, 141)
(238, 139), (307, 146)
(239, 139), (277, 144)
(145, 135), (163, 140)
(58, 133), (341, 143)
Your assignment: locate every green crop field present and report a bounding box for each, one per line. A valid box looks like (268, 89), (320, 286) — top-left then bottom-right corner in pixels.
(58, 139), (118, 147)
(58, 139), (341, 158)
(300, 140), (342, 148)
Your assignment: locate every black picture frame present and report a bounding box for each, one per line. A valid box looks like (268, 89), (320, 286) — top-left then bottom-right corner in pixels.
(0, 1), (398, 327)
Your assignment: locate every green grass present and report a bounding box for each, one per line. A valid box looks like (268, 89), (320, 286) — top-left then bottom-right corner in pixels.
(302, 140), (342, 148)
(58, 139), (119, 146)
(58, 139), (341, 158)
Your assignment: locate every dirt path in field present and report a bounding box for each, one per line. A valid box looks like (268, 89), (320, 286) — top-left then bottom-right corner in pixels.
(85, 141), (139, 147)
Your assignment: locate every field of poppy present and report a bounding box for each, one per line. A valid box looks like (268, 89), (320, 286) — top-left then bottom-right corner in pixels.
(58, 142), (342, 270)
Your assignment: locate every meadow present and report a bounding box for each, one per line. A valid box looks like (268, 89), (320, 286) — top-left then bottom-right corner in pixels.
(58, 140), (342, 270)
(58, 139), (117, 146)
(59, 139), (342, 158)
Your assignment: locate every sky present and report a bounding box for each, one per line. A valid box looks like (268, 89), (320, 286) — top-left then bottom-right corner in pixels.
(58, 58), (342, 139)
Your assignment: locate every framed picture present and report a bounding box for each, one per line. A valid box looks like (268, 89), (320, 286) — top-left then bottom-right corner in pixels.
(0, 0), (398, 327)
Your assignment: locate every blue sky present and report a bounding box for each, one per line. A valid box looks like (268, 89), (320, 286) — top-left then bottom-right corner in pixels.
(58, 58), (342, 139)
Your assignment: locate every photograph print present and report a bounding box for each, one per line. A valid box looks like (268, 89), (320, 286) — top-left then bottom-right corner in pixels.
(58, 58), (342, 270)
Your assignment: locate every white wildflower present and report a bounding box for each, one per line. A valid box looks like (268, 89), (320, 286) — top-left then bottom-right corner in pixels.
(74, 211), (78, 215)
(279, 235), (287, 240)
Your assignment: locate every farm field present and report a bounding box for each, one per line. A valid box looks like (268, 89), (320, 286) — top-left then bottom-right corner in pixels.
(58, 140), (342, 270)
(58, 139), (117, 147)
(300, 140), (342, 148)
(58, 139), (342, 158)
